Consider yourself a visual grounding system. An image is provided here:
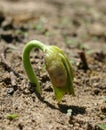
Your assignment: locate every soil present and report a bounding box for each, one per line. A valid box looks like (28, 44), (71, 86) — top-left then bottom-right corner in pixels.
(0, 0), (106, 130)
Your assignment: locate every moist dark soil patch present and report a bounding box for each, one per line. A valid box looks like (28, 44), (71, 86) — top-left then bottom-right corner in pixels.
(0, 0), (106, 130)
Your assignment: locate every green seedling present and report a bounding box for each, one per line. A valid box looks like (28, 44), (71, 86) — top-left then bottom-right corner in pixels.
(34, 24), (43, 32)
(64, 36), (78, 45)
(6, 114), (18, 120)
(98, 124), (106, 130)
(44, 30), (50, 37)
(33, 18), (45, 33)
(22, 40), (75, 102)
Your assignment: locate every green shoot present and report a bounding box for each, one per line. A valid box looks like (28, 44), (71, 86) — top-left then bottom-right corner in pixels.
(98, 124), (106, 130)
(6, 114), (18, 120)
(22, 40), (45, 94)
(22, 40), (75, 102)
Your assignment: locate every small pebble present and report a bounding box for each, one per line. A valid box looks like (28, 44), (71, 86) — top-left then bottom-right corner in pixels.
(7, 87), (14, 95)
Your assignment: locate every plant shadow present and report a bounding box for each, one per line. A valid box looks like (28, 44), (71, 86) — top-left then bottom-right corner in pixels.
(36, 92), (86, 115)
(58, 104), (86, 115)
(29, 84), (86, 116)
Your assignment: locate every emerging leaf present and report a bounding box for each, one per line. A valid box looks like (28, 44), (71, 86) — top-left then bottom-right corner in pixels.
(44, 46), (75, 102)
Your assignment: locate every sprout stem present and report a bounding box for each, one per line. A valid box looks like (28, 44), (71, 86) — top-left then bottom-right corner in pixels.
(22, 40), (46, 94)
(22, 40), (74, 102)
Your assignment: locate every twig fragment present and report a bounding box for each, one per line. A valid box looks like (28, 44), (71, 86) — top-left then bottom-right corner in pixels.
(78, 51), (89, 71)
(10, 71), (16, 87)
(0, 52), (22, 79)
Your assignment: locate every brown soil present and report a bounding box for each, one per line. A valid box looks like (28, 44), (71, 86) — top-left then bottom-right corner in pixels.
(0, 0), (106, 130)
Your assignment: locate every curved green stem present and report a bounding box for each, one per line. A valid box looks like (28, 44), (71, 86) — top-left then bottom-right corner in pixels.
(22, 40), (46, 94)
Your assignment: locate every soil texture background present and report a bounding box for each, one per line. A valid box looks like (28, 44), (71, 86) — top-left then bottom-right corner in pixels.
(0, 0), (106, 130)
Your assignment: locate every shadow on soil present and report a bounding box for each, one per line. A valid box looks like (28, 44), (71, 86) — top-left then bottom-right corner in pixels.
(35, 91), (86, 115)
(58, 104), (86, 115)
(28, 83), (86, 115)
